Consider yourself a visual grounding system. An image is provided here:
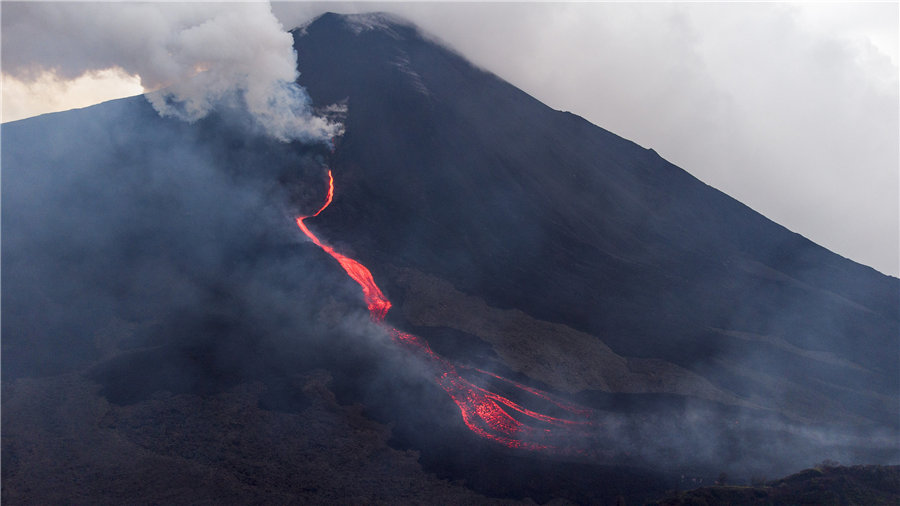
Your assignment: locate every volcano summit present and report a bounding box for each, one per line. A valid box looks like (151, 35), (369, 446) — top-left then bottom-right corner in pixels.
(2, 11), (898, 505)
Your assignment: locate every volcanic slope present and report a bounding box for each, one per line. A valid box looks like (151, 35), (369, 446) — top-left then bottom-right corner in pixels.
(293, 12), (898, 443)
(3, 10), (899, 503)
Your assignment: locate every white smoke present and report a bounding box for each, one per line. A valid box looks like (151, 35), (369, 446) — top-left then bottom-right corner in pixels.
(1, 2), (341, 142)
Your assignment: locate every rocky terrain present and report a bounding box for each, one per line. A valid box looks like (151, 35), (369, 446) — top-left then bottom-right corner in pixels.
(653, 465), (900, 506)
(2, 370), (529, 505)
(3, 11), (897, 505)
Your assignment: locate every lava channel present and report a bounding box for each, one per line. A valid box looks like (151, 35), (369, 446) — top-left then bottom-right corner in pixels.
(296, 170), (596, 454)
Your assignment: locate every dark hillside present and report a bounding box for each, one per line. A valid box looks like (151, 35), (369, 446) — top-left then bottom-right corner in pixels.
(2, 11), (897, 505)
(293, 13), (898, 430)
(653, 465), (900, 505)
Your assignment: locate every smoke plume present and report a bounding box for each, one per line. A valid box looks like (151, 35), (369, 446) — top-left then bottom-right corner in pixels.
(1, 2), (340, 141)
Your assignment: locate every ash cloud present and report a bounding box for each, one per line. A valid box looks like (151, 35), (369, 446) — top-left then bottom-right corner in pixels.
(1, 2), (341, 142)
(3, 7), (897, 502)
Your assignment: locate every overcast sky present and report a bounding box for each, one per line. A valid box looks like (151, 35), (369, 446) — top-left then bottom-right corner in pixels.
(2, 2), (898, 276)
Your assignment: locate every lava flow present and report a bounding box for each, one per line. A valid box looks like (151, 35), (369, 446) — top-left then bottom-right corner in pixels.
(296, 170), (595, 453)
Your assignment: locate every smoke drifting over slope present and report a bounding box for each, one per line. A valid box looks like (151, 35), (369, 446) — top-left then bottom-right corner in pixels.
(270, 2), (899, 277)
(2, 9), (898, 504)
(1, 2), (340, 141)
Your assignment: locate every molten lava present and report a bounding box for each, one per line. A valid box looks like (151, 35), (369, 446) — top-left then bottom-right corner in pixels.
(297, 170), (595, 453)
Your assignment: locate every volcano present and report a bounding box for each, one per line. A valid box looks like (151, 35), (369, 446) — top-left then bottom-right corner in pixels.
(3, 11), (898, 505)
(292, 10), (898, 445)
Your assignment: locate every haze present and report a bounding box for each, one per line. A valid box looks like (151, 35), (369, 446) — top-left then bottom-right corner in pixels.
(2, 1), (897, 277)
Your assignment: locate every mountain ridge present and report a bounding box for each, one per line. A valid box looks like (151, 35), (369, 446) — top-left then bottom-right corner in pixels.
(2, 10), (897, 503)
(291, 11), (898, 412)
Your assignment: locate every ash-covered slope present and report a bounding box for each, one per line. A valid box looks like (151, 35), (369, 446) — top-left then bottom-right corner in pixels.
(293, 12), (898, 430)
(295, 14), (900, 434)
(3, 10), (898, 504)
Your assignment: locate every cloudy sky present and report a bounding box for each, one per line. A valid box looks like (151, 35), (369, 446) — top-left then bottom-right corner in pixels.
(2, 2), (898, 276)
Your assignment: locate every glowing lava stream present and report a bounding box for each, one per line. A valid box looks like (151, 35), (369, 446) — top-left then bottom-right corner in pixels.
(296, 170), (595, 453)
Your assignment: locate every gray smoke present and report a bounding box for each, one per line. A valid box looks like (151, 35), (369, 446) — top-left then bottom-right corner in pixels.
(1, 2), (341, 141)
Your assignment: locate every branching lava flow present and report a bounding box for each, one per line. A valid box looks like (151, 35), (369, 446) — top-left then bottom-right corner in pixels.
(296, 170), (595, 454)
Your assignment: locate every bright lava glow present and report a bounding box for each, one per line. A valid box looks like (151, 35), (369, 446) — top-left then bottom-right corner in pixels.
(296, 170), (595, 453)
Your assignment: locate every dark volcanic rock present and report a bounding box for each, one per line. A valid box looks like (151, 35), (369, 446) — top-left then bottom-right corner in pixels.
(1, 371), (523, 505)
(293, 12), (898, 429)
(2, 10), (898, 505)
(651, 465), (900, 505)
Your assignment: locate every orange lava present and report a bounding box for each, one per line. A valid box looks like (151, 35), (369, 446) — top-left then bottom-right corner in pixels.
(296, 170), (595, 453)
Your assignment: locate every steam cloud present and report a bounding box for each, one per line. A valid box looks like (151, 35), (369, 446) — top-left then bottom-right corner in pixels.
(3, 7), (896, 497)
(1, 2), (341, 142)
